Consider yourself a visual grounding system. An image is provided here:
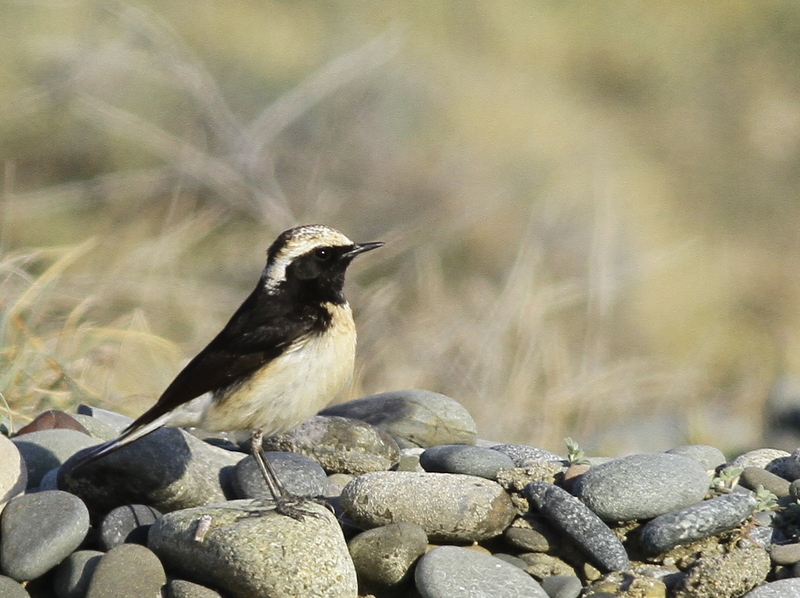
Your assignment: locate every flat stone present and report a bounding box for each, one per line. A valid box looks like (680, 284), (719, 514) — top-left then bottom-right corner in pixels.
(347, 522), (427, 592)
(729, 449), (790, 471)
(664, 445), (727, 470)
(321, 390), (477, 448)
(99, 504), (161, 550)
(261, 416), (400, 475)
(53, 550), (103, 598)
(420, 444), (516, 479)
(148, 500), (356, 598)
(233, 452), (327, 499)
(58, 428), (243, 515)
(0, 436), (26, 514)
(0, 490), (89, 581)
(769, 542), (800, 565)
(85, 544), (166, 598)
(573, 453), (710, 521)
(166, 579), (224, 598)
(744, 579), (800, 597)
(341, 471), (516, 542)
(0, 575), (29, 598)
(503, 514), (560, 552)
(13, 429), (99, 488)
(69, 415), (119, 442)
(415, 545), (548, 598)
(489, 444), (564, 467)
(539, 575), (583, 598)
(740, 467), (791, 498)
(75, 405), (133, 435)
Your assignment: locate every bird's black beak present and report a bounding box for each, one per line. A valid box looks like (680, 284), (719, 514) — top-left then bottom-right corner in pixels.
(344, 241), (384, 259)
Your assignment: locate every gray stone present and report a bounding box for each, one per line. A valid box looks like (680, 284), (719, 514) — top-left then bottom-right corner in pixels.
(69, 415), (119, 442)
(37, 468), (59, 492)
(766, 448), (800, 481)
(261, 416), (400, 475)
(0, 576), (29, 598)
(166, 579), (224, 598)
(539, 575), (583, 598)
(415, 545), (548, 598)
(53, 550), (103, 598)
(85, 544), (166, 598)
(321, 389), (477, 448)
(13, 429), (98, 488)
(325, 473), (354, 497)
(490, 444), (564, 468)
(341, 471), (516, 542)
(639, 492), (757, 554)
(58, 428), (243, 514)
(664, 445), (727, 470)
(420, 444), (516, 479)
(0, 490), (89, 581)
(75, 405), (133, 435)
(744, 579), (800, 597)
(396, 448), (424, 472)
(740, 467), (791, 498)
(729, 449), (790, 471)
(0, 436), (26, 514)
(99, 504), (161, 550)
(503, 515), (559, 552)
(574, 453), (710, 521)
(673, 546), (770, 598)
(148, 500), (357, 598)
(233, 452), (327, 499)
(347, 522), (427, 592)
(525, 481), (630, 573)
(769, 542), (800, 565)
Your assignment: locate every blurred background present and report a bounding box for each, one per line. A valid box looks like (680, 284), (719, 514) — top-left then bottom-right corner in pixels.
(3, 0), (800, 456)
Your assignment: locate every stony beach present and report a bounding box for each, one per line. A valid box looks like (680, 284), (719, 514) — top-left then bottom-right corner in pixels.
(1, 388), (800, 597)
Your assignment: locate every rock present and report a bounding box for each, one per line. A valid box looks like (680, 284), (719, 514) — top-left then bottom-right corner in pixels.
(347, 522), (427, 592)
(524, 481), (630, 573)
(166, 579), (224, 598)
(15, 411), (90, 436)
(744, 579), (800, 597)
(588, 571), (667, 597)
(53, 550), (103, 598)
(148, 500), (357, 598)
(396, 447), (424, 472)
(420, 444), (516, 480)
(69, 416), (119, 442)
(769, 542), (800, 566)
(0, 491), (89, 581)
(672, 546), (770, 598)
(84, 544), (166, 598)
(0, 436), (26, 514)
(639, 492), (757, 554)
(233, 452), (328, 499)
(664, 445), (727, 470)
(261, 416), (400, 475)
(414, 545), (548, 598)
(99, 504), (161, 550)
(766, 448), (800, 481)
(573, 453), (710, 521)
(58, 428), (243, 515)
(503, 514), (560, 552)
(729, 449), (790, 471)
(0, 575), (29, 598)
(340, 471), (516, 542)
(740, 467), (791, 498)
(539, 575), (583, 598)
(489, 444), (564, 467)
(13, 429), (99, 488)
(75, 405), (133, 435)
(321, 390), (477, 448)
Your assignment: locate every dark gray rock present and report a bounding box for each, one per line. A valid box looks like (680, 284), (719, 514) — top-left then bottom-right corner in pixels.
(261, 416), (400, 475)
(148, 500), (356, 598)
(664, 445), (726, 470)
(166, 579), (224, 598)
(84, 544), (166, 598)
(341, 471), (516, 542)
(0, 490), (89, 581)
(321, 389), (477, 448)
(347, 522), (427, 592)
(539, 575), (583, 598)
(524, 481), (630, 573)
(0, 575), (30, 598)
(99, 504), (161, 550)
(13, 430), (99, 488)
(503, 514), (559, 552)
(75, 405), (133, 435)
(490, 444), (564, 468)
(58, 428), (243, 515)
(233, 452), (327, 499)
(53, 550), (103, 598)
(420, 444), (516, 479)
(415, 545), (548, 598)
(573, 453), (710, 521)
(744, 579), (800, 597)
(640, 492), (756, 554)
(0, 436), (26, 514)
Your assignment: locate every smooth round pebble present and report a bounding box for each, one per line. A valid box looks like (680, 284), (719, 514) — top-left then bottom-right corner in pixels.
(0, 436), (26, 514)
(767, 448), (800, 481)
(415, 545), (548, 598)
(321, 389), (477, 448)
(489, 444), (564, 467)
(729, 449), (790, 471)
(0, 490), (89, 582)
(539, 575), (583, 598)
(744, 579), (800, 597)
(347, 522), (428, 591)
(664, 445), (726, 470)
(740, 467), (791, 498)
(503, 515), (559, 552)
(341, 471), (516, 542)
(420, 444), (516, 479)
(85, 544), (166, 598)
(166, 579), (224, 598)
(99, 504), (161, 550)
(573, 452), (710, 521)
(769, 542), (800, 566)
(53, 550), (103, 598)
(233, 452), (328, 499)
(69, 415), (119, 442)
(0, 575), (30, 598)
(13, 429), (99, 488)
(75, 405), (133, 435)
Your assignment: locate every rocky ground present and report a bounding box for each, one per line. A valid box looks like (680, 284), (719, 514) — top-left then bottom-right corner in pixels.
(1, 389), (800, 597)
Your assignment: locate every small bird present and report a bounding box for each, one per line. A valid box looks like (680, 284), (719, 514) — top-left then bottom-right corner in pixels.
(70, 224), (383, 519)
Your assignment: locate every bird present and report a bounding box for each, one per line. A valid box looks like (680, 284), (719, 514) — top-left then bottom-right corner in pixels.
(68, 224), (383, 519)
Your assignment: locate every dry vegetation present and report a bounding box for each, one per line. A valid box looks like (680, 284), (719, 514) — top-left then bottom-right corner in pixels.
(3, 0), (800, 454)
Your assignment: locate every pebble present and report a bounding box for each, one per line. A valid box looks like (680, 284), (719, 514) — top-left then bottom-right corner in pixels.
(573, 453), (710, 521)
(15, 411), (90, 436)
(767, 448), (800, 481)
(0, 490), (89, 581)
(489, 444), (564, 467)
(340, 471), (516, 542)
(639, 492), (757, 554)
(53, 550), (103, 598)
(260, 415), (400, 475)
(744, 578), (800, 597)
(419, 444), (516, 479)
(58, 427), (242, 515)
(84, 544), (166, 598)
(740, 467), (791, 498)
(233, 452), (328, 499)
(347, 522), (428, 592)
(769, 542), (800, 565)
(75, 405), (133, 435)
(524, 481), (630, 573)
(13, 429), (99, 488)
(321, 389), (478, 448)
(166, 579), (224, 598)
(149, 500), (356, 598)
(0, 575), (29, 598)
(99, 504), (161, 550)
(672, 546), (770, 598)
(729, 448), (790, 471)
(414, 545), (548, 598)
(664, 445), (727, 470)
(503, 514), (560, 552)
(69, 415), (119, 442)
(539, 575), (583, 598)
(0, 436), (26, 514)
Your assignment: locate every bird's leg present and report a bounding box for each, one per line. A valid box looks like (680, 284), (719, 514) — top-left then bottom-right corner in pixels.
(250, 429), (323, 521)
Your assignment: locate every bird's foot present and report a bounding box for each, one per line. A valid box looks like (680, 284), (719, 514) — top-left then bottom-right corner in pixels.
(250, 495), (332, 521)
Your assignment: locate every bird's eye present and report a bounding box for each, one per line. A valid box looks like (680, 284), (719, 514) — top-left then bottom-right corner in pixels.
(314, 248), (332, 261)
